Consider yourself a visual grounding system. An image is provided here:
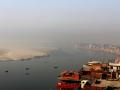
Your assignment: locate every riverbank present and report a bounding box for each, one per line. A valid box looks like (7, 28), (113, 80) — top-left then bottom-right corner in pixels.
(75, 43), (120, 55)
(0, 47), (57, 61)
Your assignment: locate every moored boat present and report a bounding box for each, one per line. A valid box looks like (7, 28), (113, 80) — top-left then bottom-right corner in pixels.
(56, 59), (120, 90)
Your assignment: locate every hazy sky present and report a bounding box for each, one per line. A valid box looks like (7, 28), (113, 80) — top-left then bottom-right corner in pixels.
(0, 0), (120, 48)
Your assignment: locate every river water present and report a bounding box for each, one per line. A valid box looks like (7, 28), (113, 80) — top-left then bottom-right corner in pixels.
(0, 48), (118, 90)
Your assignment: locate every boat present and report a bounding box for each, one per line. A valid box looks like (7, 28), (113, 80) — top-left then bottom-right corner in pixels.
(57, 70), (81, 89)
(57, 81), (80, 89)
(56, 59), (120, 90)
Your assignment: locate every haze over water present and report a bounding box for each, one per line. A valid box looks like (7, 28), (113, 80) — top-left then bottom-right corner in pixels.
(0, 0), (120, 50)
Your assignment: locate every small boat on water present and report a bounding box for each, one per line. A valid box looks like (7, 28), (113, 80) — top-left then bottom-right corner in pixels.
(57, 81), (80, 89)
(57, 70), (81, 89)
(58, 70), (80, 81)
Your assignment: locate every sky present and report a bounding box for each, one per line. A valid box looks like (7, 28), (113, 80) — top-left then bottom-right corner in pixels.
(0, 0), (120, 48)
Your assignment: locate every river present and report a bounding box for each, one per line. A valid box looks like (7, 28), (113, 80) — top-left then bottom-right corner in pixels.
(0, 48), (118, 90)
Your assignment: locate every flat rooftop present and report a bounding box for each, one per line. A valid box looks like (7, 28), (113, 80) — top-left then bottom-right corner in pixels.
(92, 80), (120, 88)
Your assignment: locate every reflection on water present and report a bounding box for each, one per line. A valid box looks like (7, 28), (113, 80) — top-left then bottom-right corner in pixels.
(0, 48), (117, 90)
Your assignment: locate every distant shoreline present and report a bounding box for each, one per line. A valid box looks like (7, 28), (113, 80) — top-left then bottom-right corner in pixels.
(0, 48), (57, 62)
(75, 43), (120, 55)
(0, 53), (49, 62)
